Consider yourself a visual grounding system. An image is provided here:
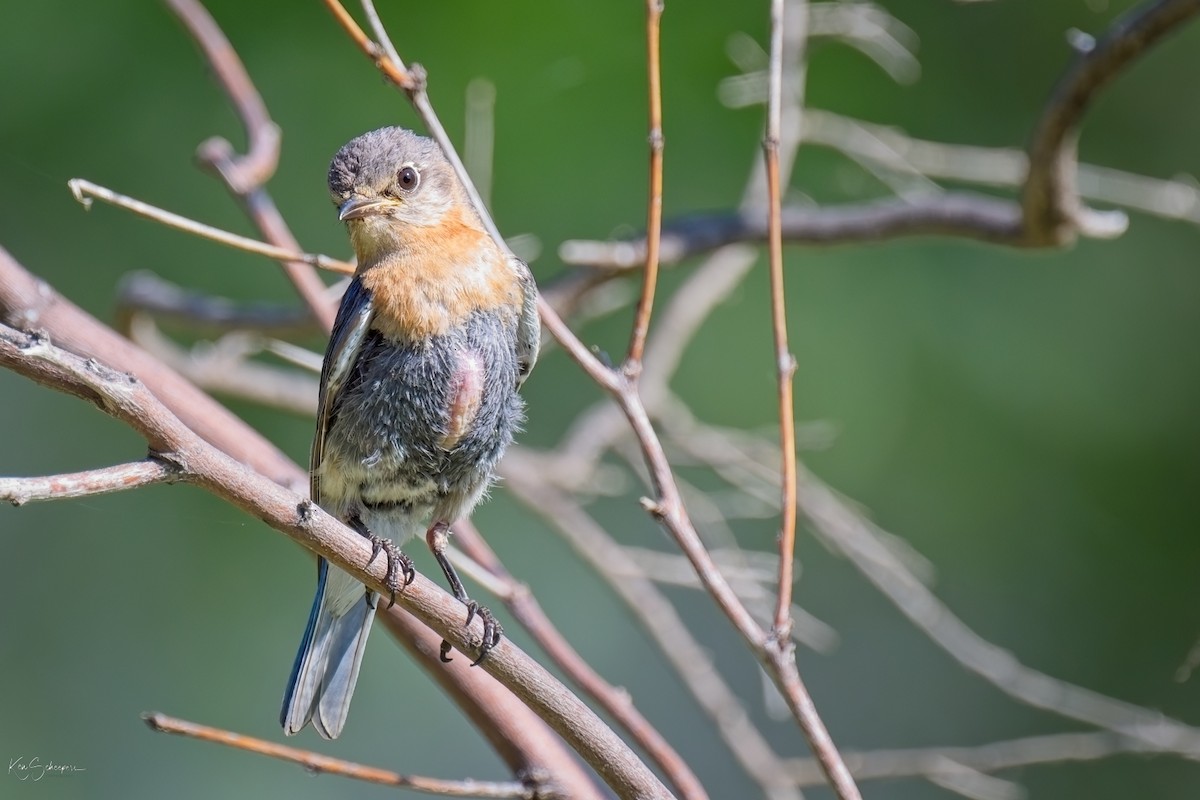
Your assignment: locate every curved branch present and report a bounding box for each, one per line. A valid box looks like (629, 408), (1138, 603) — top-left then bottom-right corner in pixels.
(561, 0), (1200, 269)
(1023, 0), (1200, 244)
(167, 0), (337, 331)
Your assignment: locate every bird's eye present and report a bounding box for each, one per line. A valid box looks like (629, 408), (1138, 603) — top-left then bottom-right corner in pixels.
(397, 166), (420, 191)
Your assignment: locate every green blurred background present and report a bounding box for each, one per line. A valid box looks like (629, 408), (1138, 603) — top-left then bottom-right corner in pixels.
(2, 1), (1199, 798)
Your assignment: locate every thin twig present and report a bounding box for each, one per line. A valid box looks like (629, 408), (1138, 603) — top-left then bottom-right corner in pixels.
(757, 4), (860, 785)
(326, 0), (503, 246)
(797, 467), (1200, 754)
(143, 712), (534, 798)
(561, 1), (1200, 271)
(764, 0), (799, 642)
(801, 108), (1200, 223)
(166, 0), (336, 330)
(323, 0), (417, 90)
(625, 0), (666, 373)
(500, 463), (802, 800)
(453, 521), (711, 800)
(786, 730), (1190, 787)
(115, 271), (317, 338)
(359, 0), (404, 68)
(165, 0), (279, 193)
(68, 180), (353, 274)
(0, 458), (178, 506)
(465, 78), (498, 210)
(128, 318), (319, 417)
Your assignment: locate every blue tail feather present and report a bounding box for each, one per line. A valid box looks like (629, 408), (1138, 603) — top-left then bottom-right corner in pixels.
(281, 558), (377, 739)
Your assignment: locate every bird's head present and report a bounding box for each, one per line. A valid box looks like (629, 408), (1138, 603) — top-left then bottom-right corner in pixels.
(328, 127), (473, 265)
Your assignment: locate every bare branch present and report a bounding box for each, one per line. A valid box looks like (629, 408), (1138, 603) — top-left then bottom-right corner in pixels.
(359, 0), (404, 69)
(625, 0), (666, 372)
(128, 318), (318, 417)
(559, 195), (1026, 267)
(166, 0), (336, 330)
(787, 730), (1194, 787)
(0, 459), (178, 506)
(165, 0), (279, 193)
(115, 271), (317, 338)
(562, 1), (1200, 269)
(0, 249), (608, 800)
(0, 322), (672, 800)
(797, 468), (1200, 753)
(143, 712), (534, 798)
(68, 180), (354, 275)
(453, 521), (711, 800)
(764, 0), (799, 642)
(500, 464), (801, 800)
(1023, 0), (1200, 245)
(0, 246), (304, 490)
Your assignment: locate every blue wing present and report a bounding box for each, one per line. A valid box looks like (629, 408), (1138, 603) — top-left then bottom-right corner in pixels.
(281, 278), (379, 739)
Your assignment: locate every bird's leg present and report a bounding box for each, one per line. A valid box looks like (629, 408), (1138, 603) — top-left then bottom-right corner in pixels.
(348, 512), (414, 609)
(426, 521), (503, 666)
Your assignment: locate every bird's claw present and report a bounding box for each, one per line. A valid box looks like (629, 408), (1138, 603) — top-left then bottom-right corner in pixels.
(366, 535), (415, 609)
(438, 601), (503, 665)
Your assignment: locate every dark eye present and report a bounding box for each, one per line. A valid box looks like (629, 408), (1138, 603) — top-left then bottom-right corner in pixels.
(398, 166), (420, 191)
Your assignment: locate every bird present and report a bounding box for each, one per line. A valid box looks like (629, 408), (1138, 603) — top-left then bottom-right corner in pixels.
(280, 126), (540, 739)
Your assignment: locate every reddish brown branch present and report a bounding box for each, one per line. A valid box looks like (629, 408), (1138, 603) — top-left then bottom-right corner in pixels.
(143, 713), (534, 798)
(763, 0), (799, 643)
(759, 1), (855, 793)
(624, 0), (666, 372)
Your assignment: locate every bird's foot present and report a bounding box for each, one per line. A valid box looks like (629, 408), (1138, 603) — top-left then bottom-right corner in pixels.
(439, 601), (504, 666)
(365, 535), (415, 609)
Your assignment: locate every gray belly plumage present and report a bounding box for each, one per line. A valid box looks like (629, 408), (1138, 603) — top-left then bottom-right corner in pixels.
(316, 310), (522, 537)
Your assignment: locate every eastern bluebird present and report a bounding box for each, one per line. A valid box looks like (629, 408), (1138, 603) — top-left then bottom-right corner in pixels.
(281, 127), (540, 739)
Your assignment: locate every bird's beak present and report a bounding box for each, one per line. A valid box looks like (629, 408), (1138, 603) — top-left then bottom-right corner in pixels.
(338, 195), (396, 221)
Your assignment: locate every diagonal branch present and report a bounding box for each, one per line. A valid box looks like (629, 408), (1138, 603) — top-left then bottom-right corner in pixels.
(0, 248), (605, 800)
(452, 520), (711, 800)
(0, 320), (672, 800)
(144, 713), (534, 798)
(69, 180), (354, 275)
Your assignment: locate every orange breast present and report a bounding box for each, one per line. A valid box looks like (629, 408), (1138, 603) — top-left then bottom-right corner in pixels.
(358, 209), (521, 341)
